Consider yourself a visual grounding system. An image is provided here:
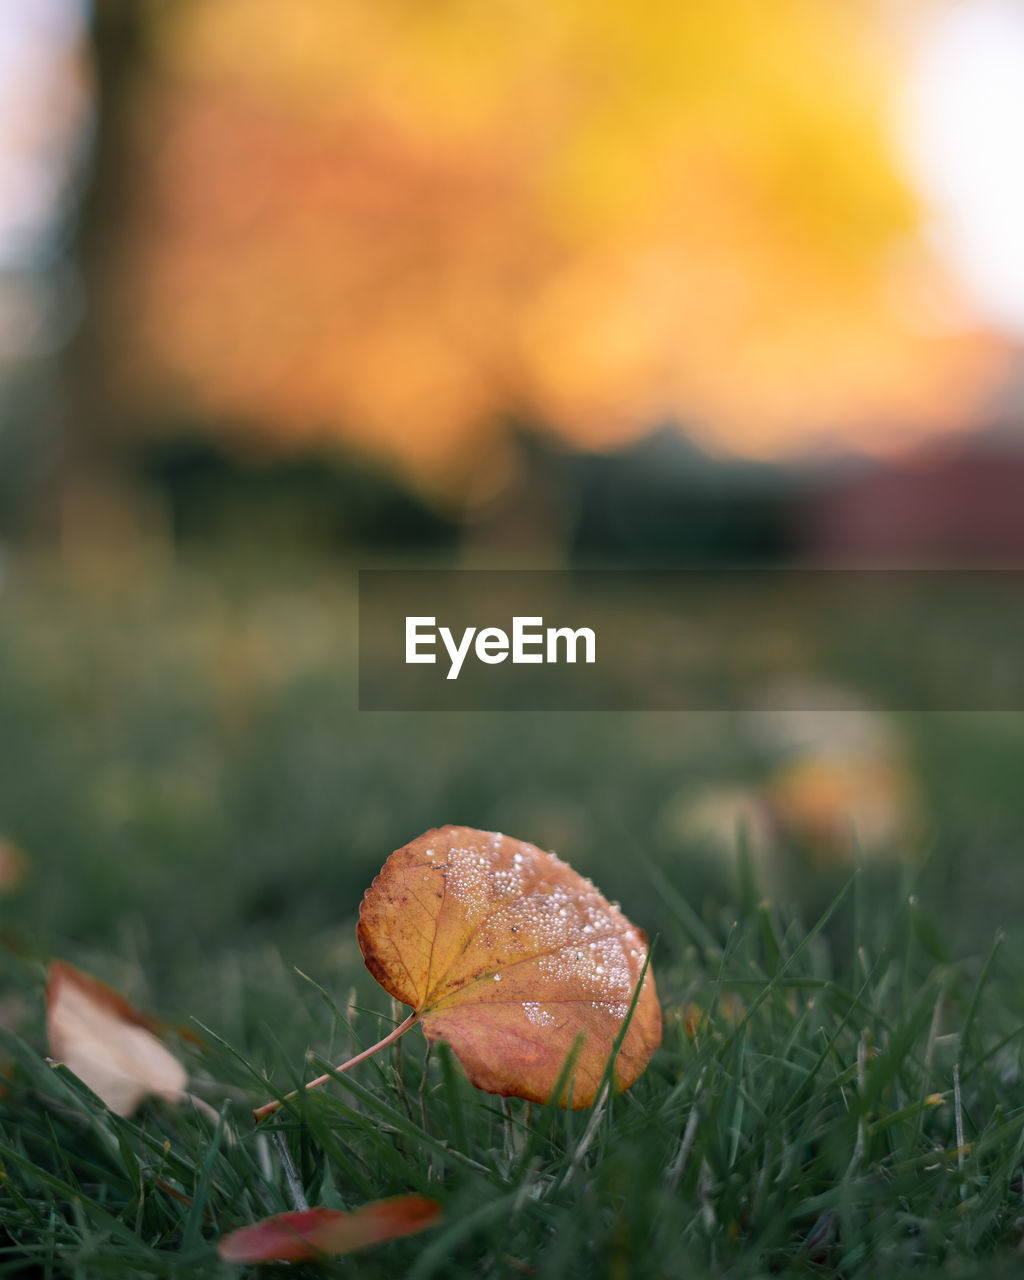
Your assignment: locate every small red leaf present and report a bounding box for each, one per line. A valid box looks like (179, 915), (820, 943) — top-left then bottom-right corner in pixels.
(217, 1196), (442, 1263)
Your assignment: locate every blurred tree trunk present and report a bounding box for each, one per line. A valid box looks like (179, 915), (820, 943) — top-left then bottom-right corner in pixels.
(51, 0), (151, 551)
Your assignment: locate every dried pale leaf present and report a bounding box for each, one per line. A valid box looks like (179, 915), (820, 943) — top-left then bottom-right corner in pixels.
(358, 826), (661, 1108)
(46, 961), (187, 1117)
(218, 1196), (442, 1263)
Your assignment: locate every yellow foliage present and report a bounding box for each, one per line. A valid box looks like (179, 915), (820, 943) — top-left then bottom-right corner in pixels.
(99, 0), (1007, 493)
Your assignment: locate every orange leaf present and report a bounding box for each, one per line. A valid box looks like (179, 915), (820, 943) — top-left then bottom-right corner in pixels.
(357, 826), (661, 1108)
(0, 836), (28, 894)
(217, 1196), (442, 1263)
(46, 961), (187, 1117)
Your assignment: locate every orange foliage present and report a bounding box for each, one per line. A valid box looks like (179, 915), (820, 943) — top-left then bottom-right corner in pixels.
(99, 0), (1008, 497)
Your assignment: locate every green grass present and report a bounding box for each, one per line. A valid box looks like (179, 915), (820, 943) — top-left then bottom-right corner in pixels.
(3, 880), (1024, 1277)
(1, 551), (1024, 1275)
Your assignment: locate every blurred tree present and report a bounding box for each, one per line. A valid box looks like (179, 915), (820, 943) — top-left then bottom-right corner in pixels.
(69, 0), (1007, 523)
(49, 0), (150, 544)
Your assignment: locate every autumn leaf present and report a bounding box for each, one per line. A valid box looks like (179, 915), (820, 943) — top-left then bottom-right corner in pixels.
(766, 755), (917, 859)
(0, 835), (28, 894)
(253, 827), (661, 1121)
(357, 826), (661, 1109)
(46, 961), (187, 1117)
(218, 1196), (442, 1263)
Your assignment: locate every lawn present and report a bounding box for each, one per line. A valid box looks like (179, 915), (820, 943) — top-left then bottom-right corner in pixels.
(1, 551), (1023, 1276)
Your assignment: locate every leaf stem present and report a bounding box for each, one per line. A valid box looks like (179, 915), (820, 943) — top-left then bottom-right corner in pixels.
(253, 1011), (419, 1122)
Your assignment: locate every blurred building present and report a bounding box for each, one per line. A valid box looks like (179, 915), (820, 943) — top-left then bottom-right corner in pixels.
(804, 425), (1024, 562)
